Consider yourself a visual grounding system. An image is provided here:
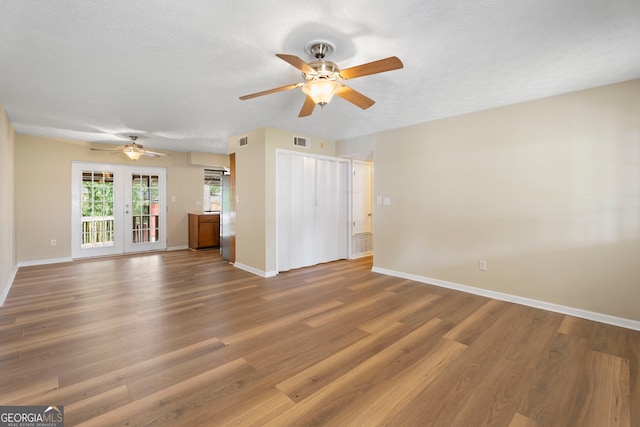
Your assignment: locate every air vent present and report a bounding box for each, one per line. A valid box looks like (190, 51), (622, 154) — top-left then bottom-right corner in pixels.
(293, 136), (310, 148)
(239, 136), (248, 147)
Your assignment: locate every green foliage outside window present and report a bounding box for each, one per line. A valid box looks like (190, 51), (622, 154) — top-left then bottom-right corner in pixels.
(82, 179), (114, 217)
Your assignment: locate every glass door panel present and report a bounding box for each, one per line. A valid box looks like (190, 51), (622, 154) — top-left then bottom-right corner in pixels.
(124, 167), (166, 253)
(81, 170), (115, 248)
(72, 163), (124, 258)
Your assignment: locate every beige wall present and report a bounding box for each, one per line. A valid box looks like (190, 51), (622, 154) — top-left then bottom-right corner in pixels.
(334, 133), (375, 161)
(231, 127), (335, 275)
(369, 79), (640, 321)
(0, 102), (16, 304)
(233, 127), (267, 271)
(15, 134), (229, 263)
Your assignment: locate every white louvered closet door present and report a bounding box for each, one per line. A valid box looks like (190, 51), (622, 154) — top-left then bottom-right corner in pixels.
(314, 158), (349, 264)
(277, 152), (349, 272)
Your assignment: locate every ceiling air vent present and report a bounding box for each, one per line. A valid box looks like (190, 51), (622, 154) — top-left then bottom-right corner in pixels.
(293, 136), (310, 148)
(239, 136), (248, 147)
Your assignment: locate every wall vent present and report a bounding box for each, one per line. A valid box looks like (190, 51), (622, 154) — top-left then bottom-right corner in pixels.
(239, 136), (248, 147)
(352, 233), (373, 256)
(293, 136), (310, 148)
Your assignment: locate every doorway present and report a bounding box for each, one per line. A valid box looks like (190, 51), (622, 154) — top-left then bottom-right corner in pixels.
(351, 160), (373, 257)
(71, 162), (167, 259)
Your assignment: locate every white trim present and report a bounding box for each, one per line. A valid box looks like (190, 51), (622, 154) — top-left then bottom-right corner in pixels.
(0, 265), (19, 306)
(234, 262), (277, 278)
(372, 266), (640, 331)
(18, 257), (73, 267)
(276, 148), (352, 164)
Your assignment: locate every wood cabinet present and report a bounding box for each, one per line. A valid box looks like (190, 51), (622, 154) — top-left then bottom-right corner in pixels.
(188, 213), (220, 250)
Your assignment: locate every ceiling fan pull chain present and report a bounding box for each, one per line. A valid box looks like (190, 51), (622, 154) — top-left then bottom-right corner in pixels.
(321, 104), (326, 146)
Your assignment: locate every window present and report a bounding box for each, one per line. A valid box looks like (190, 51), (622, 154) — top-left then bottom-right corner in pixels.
(204, 169), (223, 211)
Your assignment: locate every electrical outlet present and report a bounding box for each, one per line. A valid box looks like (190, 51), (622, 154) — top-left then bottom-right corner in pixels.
(479, 260), (488, 271)
(50, 239), (57, 247)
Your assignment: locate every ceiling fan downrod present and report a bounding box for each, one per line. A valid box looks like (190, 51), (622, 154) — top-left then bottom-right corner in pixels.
(309, 42), (333, 60)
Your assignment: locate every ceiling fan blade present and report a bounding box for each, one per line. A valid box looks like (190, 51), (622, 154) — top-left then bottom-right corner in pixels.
(90, 146), (124, 152)
(299, 96), (316, 117)
(275, 54), (315, 74)
(339, 56), (404, 80)
(336, 86), (375, 110)
(142, 150), (169, 157)
(239, 82), (303, 100)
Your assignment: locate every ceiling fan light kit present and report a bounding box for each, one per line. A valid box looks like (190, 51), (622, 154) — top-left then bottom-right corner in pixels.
(123, 145), (144, 161)
(240, 41), (403, 117)
(301, 79), (342, 105)
(90, 135), (168, 160)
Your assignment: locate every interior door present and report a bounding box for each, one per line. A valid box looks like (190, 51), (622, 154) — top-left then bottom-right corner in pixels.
(71, 162), (166, 259)
(352, 160), (373, 234)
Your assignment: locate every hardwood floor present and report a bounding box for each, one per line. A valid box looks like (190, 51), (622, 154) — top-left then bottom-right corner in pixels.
(0, 250), (637, 426)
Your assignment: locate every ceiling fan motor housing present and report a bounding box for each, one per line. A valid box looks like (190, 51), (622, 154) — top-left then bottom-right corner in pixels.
(305, 60), (341, 82)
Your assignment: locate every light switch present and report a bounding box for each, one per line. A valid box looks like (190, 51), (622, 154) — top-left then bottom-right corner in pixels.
(383, 197), (391, 206)
(376, 195), (382, 205)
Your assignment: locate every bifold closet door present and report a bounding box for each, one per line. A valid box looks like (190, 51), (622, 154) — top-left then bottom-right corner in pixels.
(277, 154), (316, 271)
(277, 153), (349, 272)
(314, 158), (348, 264)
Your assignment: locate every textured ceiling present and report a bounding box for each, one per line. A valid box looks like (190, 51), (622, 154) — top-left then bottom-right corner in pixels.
(1, 0), (640, 154)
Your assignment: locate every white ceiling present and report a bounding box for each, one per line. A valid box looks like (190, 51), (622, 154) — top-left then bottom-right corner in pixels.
(1, 1), (639, 154)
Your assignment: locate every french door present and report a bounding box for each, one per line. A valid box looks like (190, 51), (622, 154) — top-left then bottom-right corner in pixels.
(71, 162), (167, 259)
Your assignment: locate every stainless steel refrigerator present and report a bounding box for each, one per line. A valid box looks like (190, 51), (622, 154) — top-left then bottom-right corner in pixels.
(220, 174), (231, 261)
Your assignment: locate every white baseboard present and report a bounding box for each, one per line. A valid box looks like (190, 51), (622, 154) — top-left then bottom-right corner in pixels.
(234, 262), (278, 278)
(18, 247), (186, 266)
(0, 265), (19, 306)
(17, 257), (73, 268)
(167, 245), (189, 251)
(350, 251), (373, 259)
(372, 266), (640, 331)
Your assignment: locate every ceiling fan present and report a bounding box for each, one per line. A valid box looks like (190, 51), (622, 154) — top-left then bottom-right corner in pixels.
(90, 135), (168, 160)
(239, 41), (403, 117)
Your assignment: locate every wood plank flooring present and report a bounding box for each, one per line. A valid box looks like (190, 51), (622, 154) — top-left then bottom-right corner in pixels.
(0, 250), (638, 426)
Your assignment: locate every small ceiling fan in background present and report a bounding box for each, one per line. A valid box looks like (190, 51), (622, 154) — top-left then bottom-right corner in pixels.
(90, 135), (168, 160)
(239, 41), (403, 117)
